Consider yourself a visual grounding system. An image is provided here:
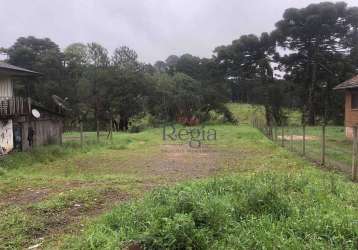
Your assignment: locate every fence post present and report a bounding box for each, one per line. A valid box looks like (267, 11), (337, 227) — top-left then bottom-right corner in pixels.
(274, 124), (277, 142)
(260, 120), (262, 131)
(302, 124), (306, 156)
(281, 126), (284, 147)
(96, 120), (100, 143)
(109, 117), (113, 142)
(321, 124), (326, 166)
(80, 119), (84, 149)
(352, 126), (358, 181)
(290, 127), (293, 151)
(259, 120), (262, 131)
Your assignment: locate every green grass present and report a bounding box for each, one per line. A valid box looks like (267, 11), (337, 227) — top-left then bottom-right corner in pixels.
(227, 103), (351, 172)
(62, 169), (358, 249)
(226, 102), (302, 126)
(0, 207), (45, 249)
(226, 103), (265, 124)
(1, 104), (358, 249)
(272, 126), (352, 173)
(0, 129), (165, 249)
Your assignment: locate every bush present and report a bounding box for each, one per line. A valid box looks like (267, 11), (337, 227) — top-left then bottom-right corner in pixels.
(62, 171), (358, 249)
(129, 114), (152, 133)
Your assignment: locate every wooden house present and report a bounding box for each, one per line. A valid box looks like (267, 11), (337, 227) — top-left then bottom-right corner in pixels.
(0, 62), (64, 155)
(334, 75), (358, 138)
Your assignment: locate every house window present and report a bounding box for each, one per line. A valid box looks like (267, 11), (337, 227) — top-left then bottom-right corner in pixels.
(352, 92), (358, 109)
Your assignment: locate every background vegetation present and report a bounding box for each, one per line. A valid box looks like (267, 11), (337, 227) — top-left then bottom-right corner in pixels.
(1, 2), (357, 129)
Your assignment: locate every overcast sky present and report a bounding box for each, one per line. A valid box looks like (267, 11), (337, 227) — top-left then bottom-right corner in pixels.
(1, 0), (357, 63)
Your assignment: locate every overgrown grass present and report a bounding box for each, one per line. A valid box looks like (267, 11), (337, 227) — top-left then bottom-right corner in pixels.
(0, 129), (161, 172)
(1, 106), (358, 249)
(226, 103), (265, 124)
(62, 169), (358, 249)
(0, 129), (164, 249)
(271, 126), (352, 174)
(0, 207), (45, 249)
(227, 103), (302, 126)
(228, 103), (352, 172)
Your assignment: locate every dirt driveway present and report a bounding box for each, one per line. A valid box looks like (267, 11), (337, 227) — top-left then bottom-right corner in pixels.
(0, 141), (242, 249)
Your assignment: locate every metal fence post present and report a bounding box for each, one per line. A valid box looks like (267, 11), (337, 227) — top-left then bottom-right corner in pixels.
(352, 126), (358, 181)
(321, 124), (326, 166)
(302, 124), (306, 156)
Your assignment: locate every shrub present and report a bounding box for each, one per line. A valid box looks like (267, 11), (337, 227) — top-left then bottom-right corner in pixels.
(62, 171), (358, 249)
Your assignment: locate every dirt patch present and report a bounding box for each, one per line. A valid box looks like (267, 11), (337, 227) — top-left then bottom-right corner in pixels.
(26, 189), (130, 249)
(140, 144), (223, 182)
(0, 188), (54, 207)
(73, 143), (239, 184)
(0, 180), (92, 207)
(3, 141), (244, 249)
(277, 135), (318, 141)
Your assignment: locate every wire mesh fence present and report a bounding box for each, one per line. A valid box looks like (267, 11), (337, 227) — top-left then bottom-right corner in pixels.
(252, 117), (358, 181)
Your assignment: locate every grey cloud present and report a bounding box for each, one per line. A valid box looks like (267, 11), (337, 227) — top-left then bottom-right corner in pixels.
(0, 0), (357, 63)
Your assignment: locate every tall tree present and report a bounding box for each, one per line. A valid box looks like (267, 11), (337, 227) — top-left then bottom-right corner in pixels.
(346, 7), (358, 69)
(105, 46), (148, 130)
(63, 43), (90, 117)
(86, 43), (109, 135)
(274, 2), (350, 124)
(215, 33), (282, 125)
(112, 46), (139, 70)
(5, 36), (65, 106)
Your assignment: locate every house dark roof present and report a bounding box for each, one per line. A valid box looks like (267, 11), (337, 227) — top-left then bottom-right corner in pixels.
(334, 75), (358, 90)
(0, 62), (42, 77)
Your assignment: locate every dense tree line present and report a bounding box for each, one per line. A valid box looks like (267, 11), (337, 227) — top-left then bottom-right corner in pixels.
(1, 1), (358, 128)
(1, 39), (231, 131)
(216, 2), (358, 125)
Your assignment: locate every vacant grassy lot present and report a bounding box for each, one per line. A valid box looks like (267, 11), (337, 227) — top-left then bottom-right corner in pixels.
(1, 122), (358, 249)
(0, 124), (265, 249)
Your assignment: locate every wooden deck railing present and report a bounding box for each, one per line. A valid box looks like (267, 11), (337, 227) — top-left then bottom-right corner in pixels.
(0, 97), (31, 118)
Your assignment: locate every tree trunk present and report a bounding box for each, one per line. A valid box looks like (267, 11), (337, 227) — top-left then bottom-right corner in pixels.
(96, 119), (100, 142)
(264, 105), (272, 126)
(113, 119), (119, 131)
(307, 46), (318, 126)
(119, 116), (129, 131)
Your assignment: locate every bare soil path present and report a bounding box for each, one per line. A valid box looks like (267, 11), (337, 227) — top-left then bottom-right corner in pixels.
(0, 139), (242, 249)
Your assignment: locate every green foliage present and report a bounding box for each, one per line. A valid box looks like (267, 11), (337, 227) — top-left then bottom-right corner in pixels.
(274, 2), (357, 124)
(3, 1), (358, 129)
(128, 114), (152, 133)
(0, 145), (75, 171)
(0, 207), (45, 249)
(6, 36), (65, 105)
(148, 72), (230, 123)
(31, 188), (102, 213)
(227, 103), (265, 124)
(62, 170), (358, 249)
(1, 122), (358, 249)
